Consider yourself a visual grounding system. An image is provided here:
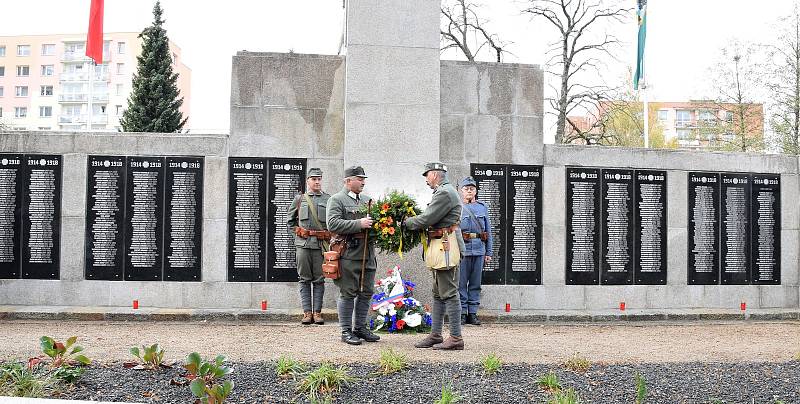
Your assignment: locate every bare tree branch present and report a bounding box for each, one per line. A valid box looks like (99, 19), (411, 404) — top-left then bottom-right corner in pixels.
(441, 0), (513, 62)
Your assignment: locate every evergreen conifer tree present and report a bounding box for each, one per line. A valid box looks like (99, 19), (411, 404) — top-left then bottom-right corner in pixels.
(120, 1), (187, 132)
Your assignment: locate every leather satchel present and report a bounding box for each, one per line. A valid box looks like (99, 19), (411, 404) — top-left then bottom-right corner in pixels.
(322, 236), (347, 280)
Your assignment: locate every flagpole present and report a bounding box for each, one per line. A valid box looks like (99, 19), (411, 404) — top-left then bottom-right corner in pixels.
(643, 79), (649, 148)
(88, 60), (93, 131)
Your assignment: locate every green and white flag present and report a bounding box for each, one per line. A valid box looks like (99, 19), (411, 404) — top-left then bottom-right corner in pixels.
(634, 0), (647, 90)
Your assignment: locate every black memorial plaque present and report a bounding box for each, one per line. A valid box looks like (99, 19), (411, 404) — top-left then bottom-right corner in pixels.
(124, 156), (165, 281)
(506, 165), (542, 285)
(751, 174), (781, 284)
(85, 155), (126, 280)
(0, 154), (23, 279)
(21, 154), (62, 279)
(634, 170), (667, 285)
(164, 157), (204, 281)
(267, 158), (305, 282)
(600, 169), (634, 285)
(227, 157), (267, 282)
(688, 172), (720, 285)
(471, 164), (507, 285)
(720, 173), (750, 285)
(566, 167), (601, 285)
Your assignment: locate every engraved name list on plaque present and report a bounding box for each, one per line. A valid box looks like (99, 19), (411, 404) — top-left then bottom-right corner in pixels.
(22, 155), (62, 280)
(227, 157), (267, 282)
(566, 167), (601, 285)
(85, 156), (126, 280)
(164, 157), (204, 281)
(267, 158), (305, 282)
(471, 164), (507, 285)
(0, 154), (23, 279)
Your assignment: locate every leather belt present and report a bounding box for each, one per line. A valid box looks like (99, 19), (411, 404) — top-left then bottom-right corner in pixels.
(427, 224), (460, 239)
(462, 232), (489, 241)
(295, 227), (332, 240)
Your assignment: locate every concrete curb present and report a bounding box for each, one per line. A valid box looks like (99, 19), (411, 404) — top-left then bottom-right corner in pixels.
(1, 306), (798, 323)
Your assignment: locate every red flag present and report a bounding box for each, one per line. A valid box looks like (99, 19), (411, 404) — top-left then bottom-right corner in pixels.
(86, 0), (104, 64)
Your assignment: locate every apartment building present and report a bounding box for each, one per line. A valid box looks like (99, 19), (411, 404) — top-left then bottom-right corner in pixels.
(0, 33), (191, 131)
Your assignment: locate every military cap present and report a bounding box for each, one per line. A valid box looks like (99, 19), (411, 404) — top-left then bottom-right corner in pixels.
(307, 167), (323, 177)
(344, 165), (368, 178)
(460, 176), (477, 188)
(421, 162), (448, 176)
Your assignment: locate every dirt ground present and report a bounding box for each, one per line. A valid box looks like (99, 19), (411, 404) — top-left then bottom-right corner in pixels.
(1, 320), (798, 365)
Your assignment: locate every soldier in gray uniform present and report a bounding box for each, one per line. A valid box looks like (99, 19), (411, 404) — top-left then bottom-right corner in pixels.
(404, 162), (467, 350)
(458, 176), (492, 326)
(287, 167), (331, 325)
(326, 166), (381, 345)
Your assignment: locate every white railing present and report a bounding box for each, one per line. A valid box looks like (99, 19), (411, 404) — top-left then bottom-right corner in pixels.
(58, 114), (108, 124)
(61, 51), (110, 62)
(59, 72), (109, 82)
(58, 93), (109, 102)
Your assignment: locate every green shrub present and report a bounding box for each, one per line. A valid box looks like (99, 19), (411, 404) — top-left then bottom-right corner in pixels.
(635, 372), (648, 404)
(296, 362), (355, 402)
(275, 355), (307, 378)
(0, 362), (57, 398)
(480, 353), (502, 375)
(434, 383), (460, 404)
(537, 371), (562, 393)
(377, 348), (409, 375)
(39, 336), (90, 368)
(130, 344), (165, 370)
(547, 387), (581, 404)
(563, 353), (591, 374)
(185, 352), (234, 404)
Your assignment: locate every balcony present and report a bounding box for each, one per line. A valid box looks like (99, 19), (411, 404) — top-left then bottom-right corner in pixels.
(61, 51), (110, 62)
(58, 114), (108, 125)
(58, 93), (110, 103)
(59, 72), (110, 82)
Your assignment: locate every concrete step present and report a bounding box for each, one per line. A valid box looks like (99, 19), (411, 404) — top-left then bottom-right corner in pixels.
(0, 305), (798, 322)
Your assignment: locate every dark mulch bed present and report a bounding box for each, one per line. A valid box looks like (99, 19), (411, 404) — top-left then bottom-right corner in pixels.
(44, 360), (800, 403)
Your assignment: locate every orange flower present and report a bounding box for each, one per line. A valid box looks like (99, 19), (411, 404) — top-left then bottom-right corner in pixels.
(388, 227), (396, 235)
(386, 217), (394, 225)
(381, 203), (390, 211)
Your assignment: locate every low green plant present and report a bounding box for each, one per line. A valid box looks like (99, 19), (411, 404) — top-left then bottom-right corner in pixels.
(537, 371), (562, 393)
(296, 362), (355, 402)
(635, 372), (647, 404)
(39, 336), (90, 368)
(275, 355), (307, 378)
(564, 353), (590, 374)
(377, 348), (409, 375)
(0, 362), (57, 398)
(434, 383), (460, 404)
(480, 353), (502, 375)
(547, 387), (581, 404)
(130, 344), (165, 369)
(185, 352), (234, 404)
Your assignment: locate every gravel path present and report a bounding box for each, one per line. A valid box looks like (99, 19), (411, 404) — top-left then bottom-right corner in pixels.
(0, 320), (798, 364)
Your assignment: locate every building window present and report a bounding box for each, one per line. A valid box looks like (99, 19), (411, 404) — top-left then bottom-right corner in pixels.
(117, 42), (126, 54)
(724, 111), (734, 122)
(657, 110), (668, 122)
(41, 44), (55, 56)
(0, 46), (5, 57)
(14, 107), (27, 118)
(15, 86), (28, 97)
(39, 106), (52, 117)
(16, 65), (29, 76)
(0, 66), (4, 76)
(676, 129), (692, 139)
(116, 63), (125, 74)
(172, 53), (178, 64)
(40, 85), (53, 96)
(116, 105), (123, 116)
(698, 110), (715, 123)
(0, 107), (2, 117)
(675, 110), (692, 126)
(16, 45), (30, 56)
(0, 87), (3, 97)
(40, 65), (54, 76)
(115, 83), (124, 96)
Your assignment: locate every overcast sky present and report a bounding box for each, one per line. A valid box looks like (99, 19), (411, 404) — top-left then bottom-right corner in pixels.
(2, 0), (796, 140)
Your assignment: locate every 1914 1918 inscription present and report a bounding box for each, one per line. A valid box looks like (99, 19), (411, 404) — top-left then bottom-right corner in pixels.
(720, 173), (751, 284)
(164, 157), (204, 281)
(471, 164), (507, 285)
(267, 158), (305, 282)
(85, 156), (126, 280)
(22, 155), (62, 280)
(751, 174), (780, 284)
(124, 156), (165, 281)
(566, 167), (601, 285)
(601, 169), (634, 285)
(0, 154), (23, 279)
(506, 165), (542, 285)
(688, 172), (721, 285)
(634, 170), (667, 285)
(227, 157), (267, 282)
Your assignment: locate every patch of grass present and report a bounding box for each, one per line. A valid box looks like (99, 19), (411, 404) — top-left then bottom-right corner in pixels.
(275, 355), (307, 378)
(480, 353), (502, 375)
(537, 371), (562, 393)
(0, 362), (58, 398)
(296, 362), (355, 402)
(434, 383), (460, 404)
(563, 353), (591, 374)
(635, 371), (647, 404)
(377, 348), (409, 375)
(547, 387), (581, 404)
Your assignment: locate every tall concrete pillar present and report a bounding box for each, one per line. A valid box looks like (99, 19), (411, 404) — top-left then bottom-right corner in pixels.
(344, 0), (441, 201)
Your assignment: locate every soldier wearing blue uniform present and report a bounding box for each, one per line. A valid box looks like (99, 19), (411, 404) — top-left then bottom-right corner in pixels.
(458, 176), (492, 326)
